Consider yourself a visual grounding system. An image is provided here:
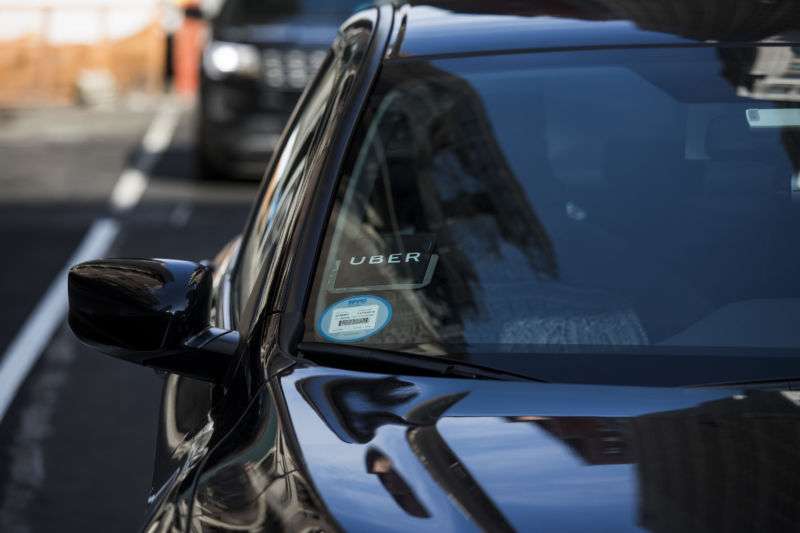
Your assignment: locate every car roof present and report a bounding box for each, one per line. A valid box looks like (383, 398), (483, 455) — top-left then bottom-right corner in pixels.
(388, 0), (800, 59)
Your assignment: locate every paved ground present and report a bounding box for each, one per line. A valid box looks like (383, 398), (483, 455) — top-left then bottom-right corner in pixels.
(0, 102), (260, 532)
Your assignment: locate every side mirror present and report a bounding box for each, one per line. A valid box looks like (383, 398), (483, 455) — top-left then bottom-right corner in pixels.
(68, 258), (239, 382)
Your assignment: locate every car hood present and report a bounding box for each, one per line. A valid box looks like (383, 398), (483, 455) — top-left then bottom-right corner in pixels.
(282, 365), (800, 532)
(214, 14), (345, 48)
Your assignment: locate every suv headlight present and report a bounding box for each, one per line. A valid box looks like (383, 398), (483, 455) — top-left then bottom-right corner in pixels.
(203, 41), (260, 80)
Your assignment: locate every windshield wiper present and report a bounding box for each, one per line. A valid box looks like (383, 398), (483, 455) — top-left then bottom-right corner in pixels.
(297, 341), (546, 383)
(688, 376), (800, 389)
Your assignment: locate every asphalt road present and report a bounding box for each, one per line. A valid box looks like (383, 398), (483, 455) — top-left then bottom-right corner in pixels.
(0, 101), (260, 532)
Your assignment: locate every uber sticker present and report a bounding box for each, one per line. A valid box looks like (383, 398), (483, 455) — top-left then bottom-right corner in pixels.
(318, 295), (392, 342)
(327, 233), (438, 293)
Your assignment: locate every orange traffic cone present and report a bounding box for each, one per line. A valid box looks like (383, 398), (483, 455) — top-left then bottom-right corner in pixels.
(173, 0), (205, 97)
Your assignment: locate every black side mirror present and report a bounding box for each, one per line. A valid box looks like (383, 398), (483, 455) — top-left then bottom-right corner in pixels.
(68, 258), (239, 382)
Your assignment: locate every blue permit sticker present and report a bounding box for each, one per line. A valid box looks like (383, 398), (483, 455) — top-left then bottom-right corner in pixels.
(318, 295), (392, 343)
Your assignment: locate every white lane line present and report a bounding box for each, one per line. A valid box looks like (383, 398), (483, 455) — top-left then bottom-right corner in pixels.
(0, 99), (181, 423)
(142, 102), (181, 155)
(0, 218), (119, 421)
(111, 100), (181, 213)
(169, 201), (193, 227)
(0, 327), (78, 531)
(109, 168), (148, 212)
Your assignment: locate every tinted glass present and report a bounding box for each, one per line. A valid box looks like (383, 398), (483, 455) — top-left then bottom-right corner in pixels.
(236, 54), (336, 313)
(218, 0), (363, 25)
(305, 46), (800, 357)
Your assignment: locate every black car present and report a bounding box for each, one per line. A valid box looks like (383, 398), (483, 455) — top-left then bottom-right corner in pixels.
(71, 1), (800, 531)
(196, 0), (363, 179)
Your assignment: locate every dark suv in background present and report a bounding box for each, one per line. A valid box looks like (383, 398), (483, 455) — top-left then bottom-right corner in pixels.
(196, 0), (363, 179)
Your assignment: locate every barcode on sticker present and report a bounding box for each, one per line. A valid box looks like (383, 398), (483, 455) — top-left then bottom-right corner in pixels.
(339, 318), (370, 326)
(329, 305), (379, 334)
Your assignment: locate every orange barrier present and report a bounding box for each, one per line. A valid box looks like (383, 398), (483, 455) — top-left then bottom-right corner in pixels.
(172, 5), (206, 97)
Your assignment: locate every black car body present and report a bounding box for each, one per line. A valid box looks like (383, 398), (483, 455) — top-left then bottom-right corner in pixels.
(70, 1), (800, 531)
(197, 0), (362, 179)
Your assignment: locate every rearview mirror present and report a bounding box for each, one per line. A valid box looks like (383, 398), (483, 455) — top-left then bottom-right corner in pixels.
(68, 258), (238, 382)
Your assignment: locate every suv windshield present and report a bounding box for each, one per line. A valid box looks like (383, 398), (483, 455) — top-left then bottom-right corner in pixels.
(218, 0), (364, 25)
(305, 46), (800, 360)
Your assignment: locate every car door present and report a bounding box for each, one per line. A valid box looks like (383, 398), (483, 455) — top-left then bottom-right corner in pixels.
(141, 56), (341, 533)
(140, 9), (385, 533)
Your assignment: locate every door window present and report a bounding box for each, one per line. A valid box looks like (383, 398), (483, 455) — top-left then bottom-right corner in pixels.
(235, 54), (337, 315)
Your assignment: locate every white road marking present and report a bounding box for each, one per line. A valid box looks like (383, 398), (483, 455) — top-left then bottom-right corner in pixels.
(169, 201), (193, 227)
(0, 99), (181, 423)
(0, 218), (119, 421)
(142, 102), (182, 155)
(0, 328), (78, 532)
(109, 168), (148, 212)
(111, 99), (181, 213)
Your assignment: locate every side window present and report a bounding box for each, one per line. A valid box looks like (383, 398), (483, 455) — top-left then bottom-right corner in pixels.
(235, 54), (338, 314)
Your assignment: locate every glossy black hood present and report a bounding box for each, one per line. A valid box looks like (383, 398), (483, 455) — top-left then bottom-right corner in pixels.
(283, 365), (800, 532)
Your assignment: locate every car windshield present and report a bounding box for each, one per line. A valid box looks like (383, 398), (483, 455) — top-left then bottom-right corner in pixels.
(218, 0), (364, 25)
(304, 46), (800, 360)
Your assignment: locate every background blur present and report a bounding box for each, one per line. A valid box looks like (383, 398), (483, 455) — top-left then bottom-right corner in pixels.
(0, 0), (335, 530)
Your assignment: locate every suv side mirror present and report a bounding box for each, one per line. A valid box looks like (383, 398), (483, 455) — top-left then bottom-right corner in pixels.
(68, 258), (239, 382)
